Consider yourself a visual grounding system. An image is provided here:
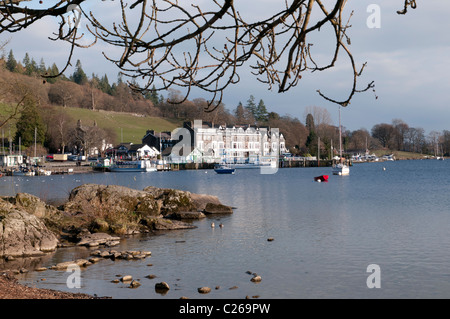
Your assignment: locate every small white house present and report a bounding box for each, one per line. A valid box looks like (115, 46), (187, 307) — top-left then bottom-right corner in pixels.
(0, 154), (24, 167)
(129, 144), (160, 159)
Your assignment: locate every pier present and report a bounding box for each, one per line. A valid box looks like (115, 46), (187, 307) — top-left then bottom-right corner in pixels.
(1, 158), (352, 175)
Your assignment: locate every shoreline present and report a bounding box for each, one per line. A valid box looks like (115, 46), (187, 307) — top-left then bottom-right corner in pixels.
(0, 183), (234, 299)
(0, 271), (99, 299)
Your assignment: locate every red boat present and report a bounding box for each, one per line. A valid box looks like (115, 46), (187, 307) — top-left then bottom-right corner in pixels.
(314, 175), (329, 182)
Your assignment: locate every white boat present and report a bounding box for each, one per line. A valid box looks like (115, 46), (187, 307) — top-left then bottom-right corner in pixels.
(332, 106), (350, 176)
(109, 160), (156, 172)
(332, 163), (350, 176)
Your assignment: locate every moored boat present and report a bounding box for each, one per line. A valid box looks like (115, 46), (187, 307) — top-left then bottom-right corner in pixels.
(214, 164), (235, 174)
(332, 163), (349, 176)
(109, 160), (156, 172)
(314, 175), (329, 182)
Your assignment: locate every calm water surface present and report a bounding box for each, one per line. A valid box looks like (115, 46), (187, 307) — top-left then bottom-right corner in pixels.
(5, 160), (450, 299)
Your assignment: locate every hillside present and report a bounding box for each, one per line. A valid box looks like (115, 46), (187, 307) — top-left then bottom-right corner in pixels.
(63, 107), (181, 145)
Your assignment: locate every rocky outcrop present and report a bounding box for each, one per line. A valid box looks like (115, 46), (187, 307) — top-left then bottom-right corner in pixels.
(62, 184), (233, 235)
(0, 183), (233, 259)
(0, 199), (59, 258)
(63, 184), (161, 217)
(143, 186), (198, 214)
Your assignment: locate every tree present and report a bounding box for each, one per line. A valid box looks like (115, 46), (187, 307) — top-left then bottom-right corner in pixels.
(371, 123), (395, 148)
(46, 63), (61, 84)
(14, 96), (46, 147)
(2, 1), (422, 108)
(45, 108), (75, 154)
(234, 102), (245, 124)
(392, 119), (409, 151)
(255, 99), (268, 123)
(305, 114), (315, 133)
(144, 85), (159, 105)
(72, 59), (88, 85)
(6, 49), (17, 72)
(22, 52), (30, 74)
(245, 95), (257, 120)
(348, 129), (372, 151)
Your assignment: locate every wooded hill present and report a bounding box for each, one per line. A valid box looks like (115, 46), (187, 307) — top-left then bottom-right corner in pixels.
(2, 49), (449, 158)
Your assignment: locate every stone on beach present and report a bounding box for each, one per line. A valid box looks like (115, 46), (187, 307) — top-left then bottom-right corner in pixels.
(155, 282), (170, 290)
(76, 232), (121, 247)
(198, 287), (212, 294)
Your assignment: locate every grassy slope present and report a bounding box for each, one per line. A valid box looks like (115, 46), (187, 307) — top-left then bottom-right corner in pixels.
(0, 103), (182, 145)
(62, 107), (182, 145)
(372, 149), (431, 160)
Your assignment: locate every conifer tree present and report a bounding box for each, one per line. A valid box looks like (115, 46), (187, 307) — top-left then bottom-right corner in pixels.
(72, 59), (88, 85)
(14, 96), (46, 147)
(245, 95), (257, 119)
(6, 49), (17, 72)
(255, 99), (268, 122)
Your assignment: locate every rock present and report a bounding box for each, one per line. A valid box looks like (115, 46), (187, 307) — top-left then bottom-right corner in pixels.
(121, 275), (133, 282)
(35, 267), (47, 272)
(251, 275), (262, 282)
(145, 274), (156, 279)
(129, 280), (141, 288)
(168, 211), (206, 220)
(190, 193), (223, 211)
(53, 259), (90, 271)
(203, 203), (233, 214)
(57, 184), (232, 236)
(88, 257), (101, 263)
(0, 201), (59, 258)
(155, 282), (170, 290)
(143, 187), (197, 214)
(153, 219), (197, 230)
(267, 237), (274, 242)
(5, 193), (58, 218)
(76, 232), (121, 247)
(198, 287), (211, 294)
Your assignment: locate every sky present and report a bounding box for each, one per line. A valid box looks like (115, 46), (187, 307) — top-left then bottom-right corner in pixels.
(3, 1), (450, 134)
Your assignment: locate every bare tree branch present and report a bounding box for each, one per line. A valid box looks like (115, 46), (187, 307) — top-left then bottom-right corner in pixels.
(0, 1), (417, 110)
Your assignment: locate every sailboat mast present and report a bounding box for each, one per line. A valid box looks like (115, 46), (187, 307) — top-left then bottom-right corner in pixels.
(339, 106), (342, 163)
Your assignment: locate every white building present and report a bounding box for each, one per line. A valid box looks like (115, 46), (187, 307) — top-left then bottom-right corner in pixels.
(0, 154), (24, 167)
(128, 144), (160, 159)
(183, 120), (287, 163)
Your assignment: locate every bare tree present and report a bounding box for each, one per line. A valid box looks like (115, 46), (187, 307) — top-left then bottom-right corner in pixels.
(45, 108), (76, 153)
(0, 1), (417, 110)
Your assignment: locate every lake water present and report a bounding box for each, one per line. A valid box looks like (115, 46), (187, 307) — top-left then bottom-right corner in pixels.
(6, 159), (450, 299)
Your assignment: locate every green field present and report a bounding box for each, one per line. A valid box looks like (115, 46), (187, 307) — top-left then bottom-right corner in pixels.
(0, 103), (182, 145)
(372, 149), (431, 160)
(62, 107), (181, 145)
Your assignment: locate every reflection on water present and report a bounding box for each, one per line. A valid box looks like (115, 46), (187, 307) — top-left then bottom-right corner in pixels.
(8, 160), (450, 298)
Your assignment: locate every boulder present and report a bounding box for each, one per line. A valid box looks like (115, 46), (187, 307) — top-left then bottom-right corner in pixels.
(0, 200), (59, 258)
(190, 193), (223, 211)
(143, 186), (197, 214)
(203, 203), (234, 214)
(63, 184), (160, 217)
(61, 184), (232, 235)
